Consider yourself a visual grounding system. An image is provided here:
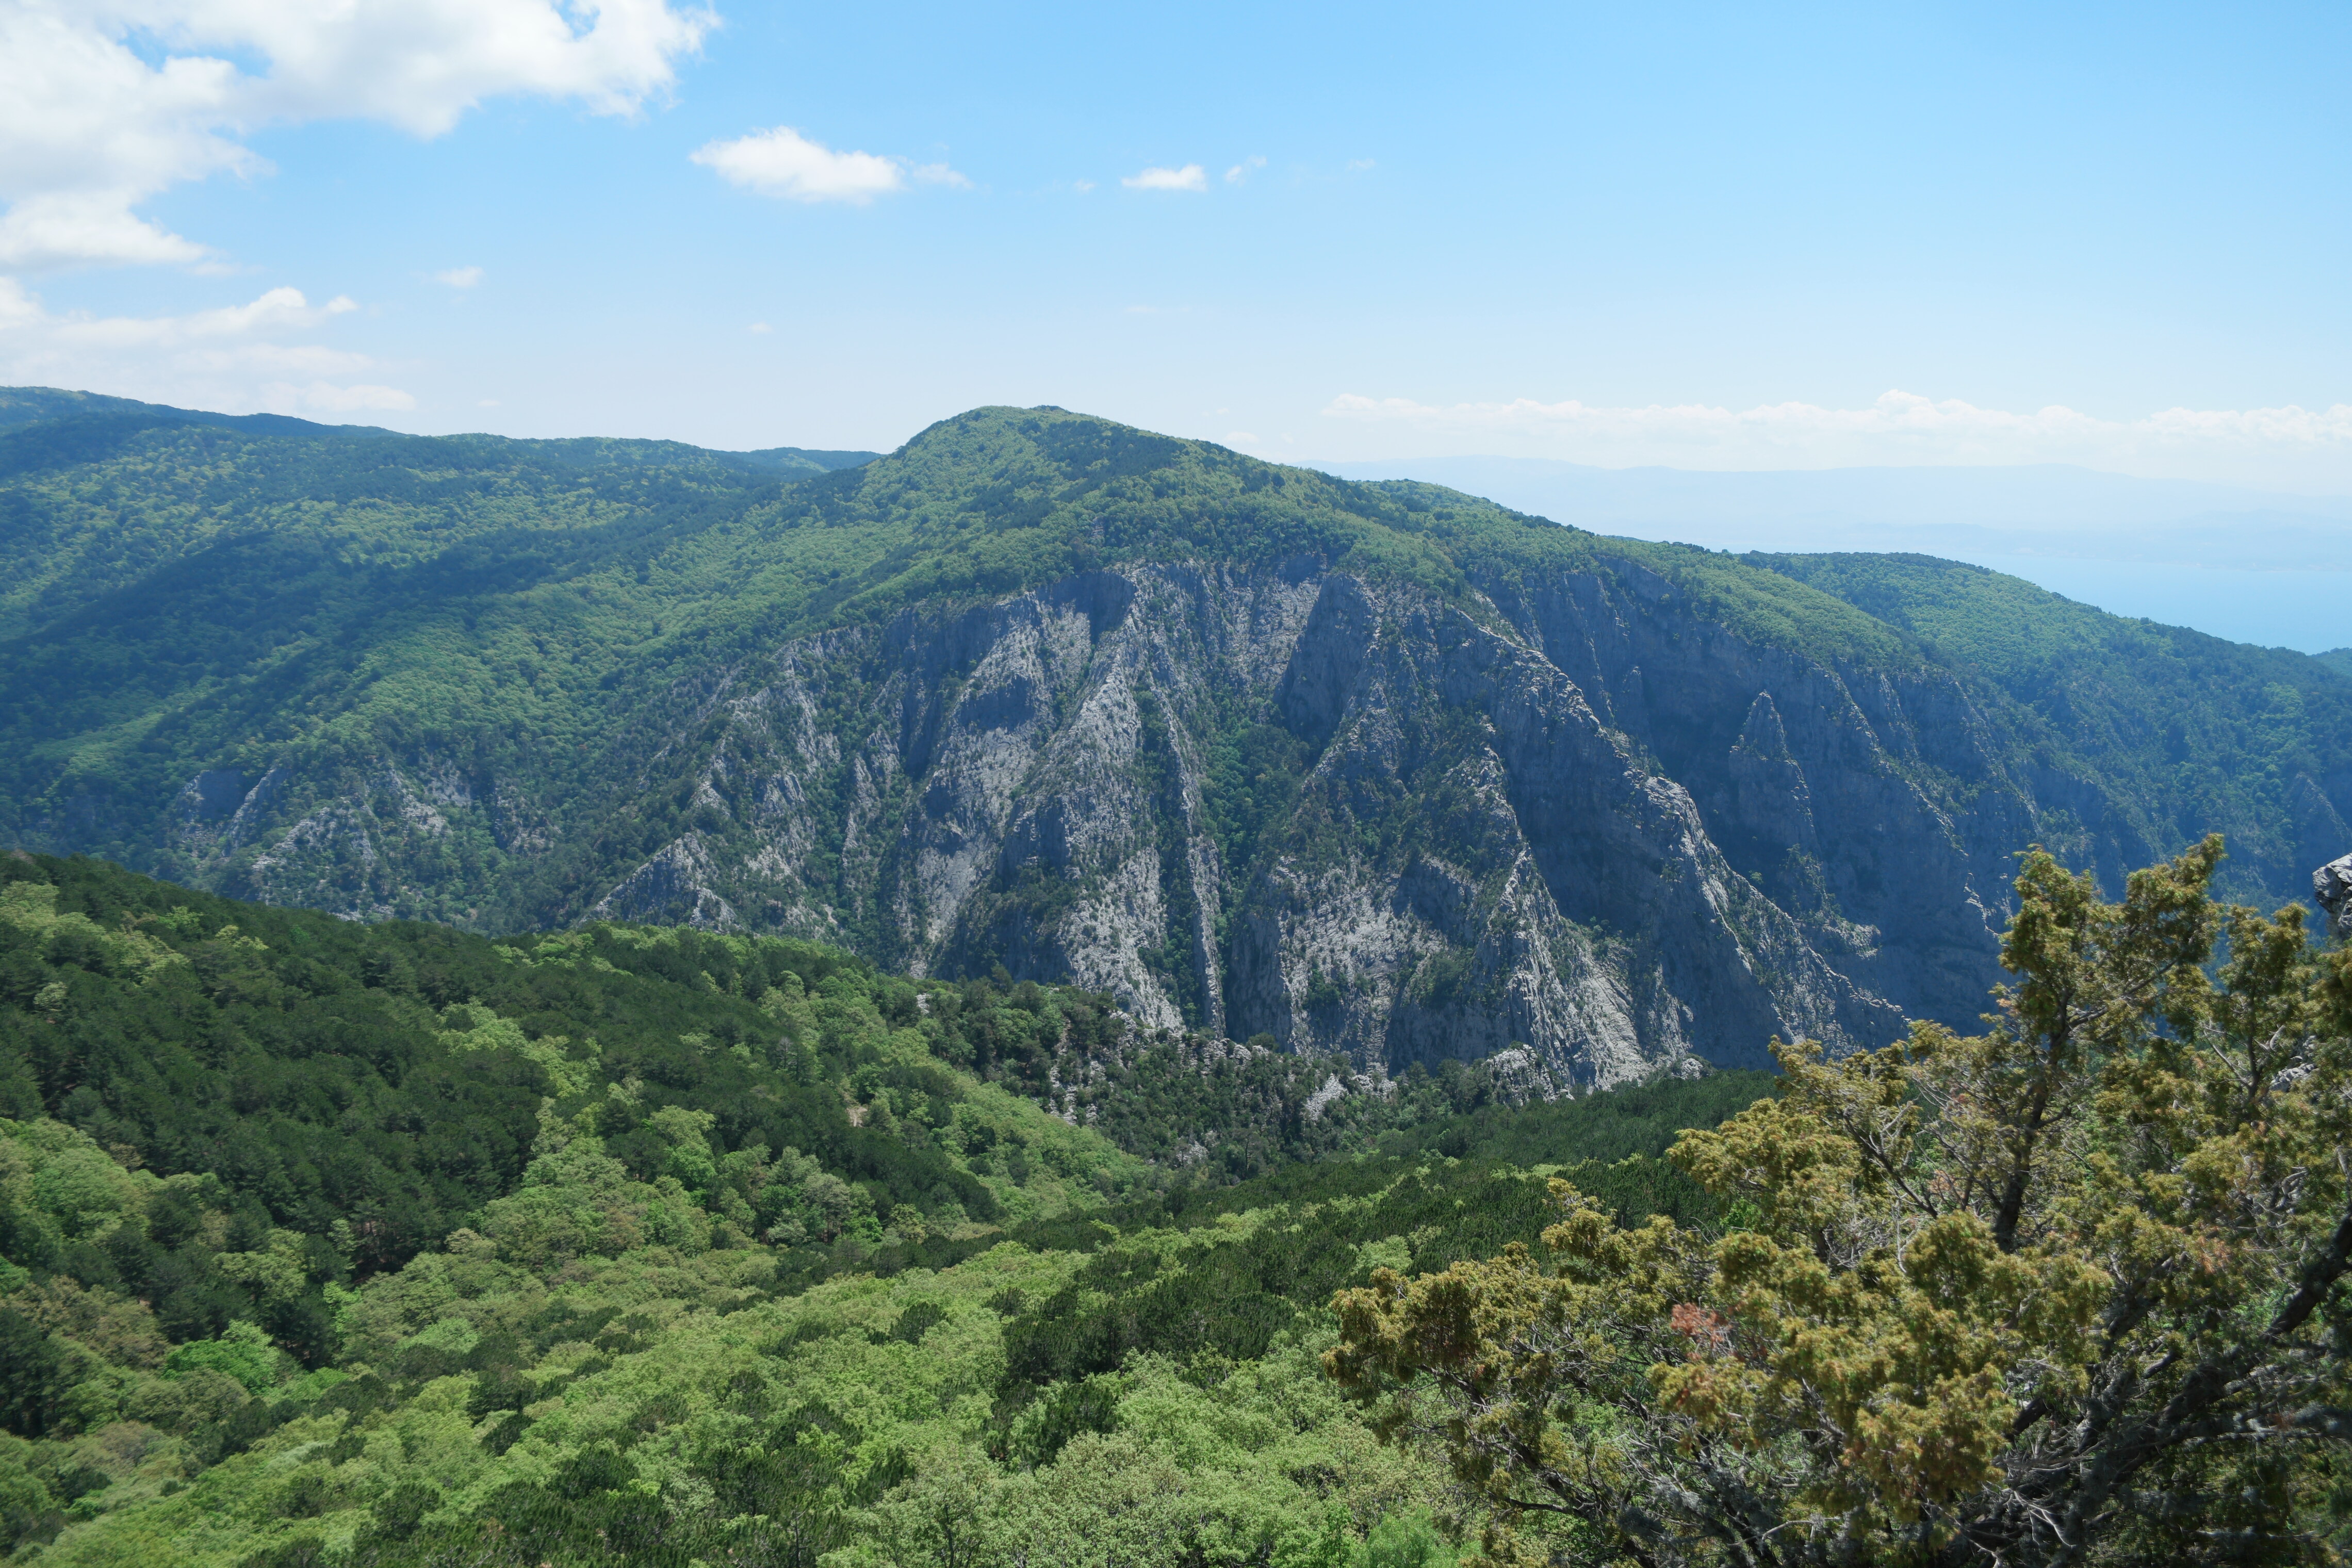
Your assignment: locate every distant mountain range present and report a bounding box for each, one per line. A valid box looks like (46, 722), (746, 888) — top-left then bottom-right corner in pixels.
(3, 389), (2348, 1088)
(0, 383), (880, 482)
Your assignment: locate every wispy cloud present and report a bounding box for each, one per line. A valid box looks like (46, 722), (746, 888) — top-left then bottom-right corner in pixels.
(0, 0), (714, 271)
(42, 286), (355, 348)
(0, 278), (406, 417)
(692, 128), (904, 203)
(432, 266), (484, 288)
(1224, 156), (1266, 183)
(692, 126), (965, 204)
(1324, 388), (2352, 486)
(1122, 164), (1207, 192)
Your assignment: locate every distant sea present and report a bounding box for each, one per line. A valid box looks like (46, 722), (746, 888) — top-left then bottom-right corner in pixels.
(1315, 458), (2350, 657)
(1942, 555), (2340, 655)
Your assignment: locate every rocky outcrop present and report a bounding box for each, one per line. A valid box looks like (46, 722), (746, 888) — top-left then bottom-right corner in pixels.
(168, 757), (546, 925)
(137, 556), (2118, 1086)
(544, 559), (2060, 1086)
(2315, 854), (2352, 942)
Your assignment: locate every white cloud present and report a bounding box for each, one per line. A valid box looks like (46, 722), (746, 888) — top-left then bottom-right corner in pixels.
(1072, 179), (1096, 193)
(40, 284), (353, 348)
(1345, 158), (1376, 172)
(0, 278), (41, 331)
(1122, 164), (1206, 192)
(432, 265), (483, 288)
(0, 0), (713, 270)
(0, 194), (217, 270)
(747, 321), (771, 334)
(0, 277), (407, 418)
(691, 126), (963, 204)
(1224, 155), (1265, 183)
(1322, 388), (2352, 487)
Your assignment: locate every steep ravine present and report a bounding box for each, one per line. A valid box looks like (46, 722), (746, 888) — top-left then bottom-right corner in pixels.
(135, 537), (2316, 1089)
(518, 556), (2059, 1087)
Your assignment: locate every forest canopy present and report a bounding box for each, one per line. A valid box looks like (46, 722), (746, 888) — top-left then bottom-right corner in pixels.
(7, 838), (2346, 1564)
(0, 848), (1761, 1565)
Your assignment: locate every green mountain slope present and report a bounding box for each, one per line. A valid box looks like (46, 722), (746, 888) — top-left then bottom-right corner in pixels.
(2, 394), (2347, 1083)
(1747, 552), (2352, 881)
(0, 853), (1759, 1565)
(0, 398), (1898, 873)
(0, 851), (1150, 1283)
(0, 388), (264, 431)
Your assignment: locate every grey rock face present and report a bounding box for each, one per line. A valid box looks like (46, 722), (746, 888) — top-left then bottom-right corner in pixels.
(553, 560), (2040, 1085)
(2293, 778), (2351, 894)
(168, 758), (541, 925)
(145, 556), (2124, 1086)
(2315, 854), (2352, 942)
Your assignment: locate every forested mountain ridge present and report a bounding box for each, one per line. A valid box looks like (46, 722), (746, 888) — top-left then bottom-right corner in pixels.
(2, 394), (2347, 1087)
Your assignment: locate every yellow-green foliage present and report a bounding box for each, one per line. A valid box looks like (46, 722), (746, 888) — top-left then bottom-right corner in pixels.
(1330, 839), (2352, 1565)
(31, 1136), (1442, 1568)
(0, 883), (185, 989)
(436, 1005), (599, 1099)
(0, 1118), (156, 1252)
(0, 1065), (1760, 1566)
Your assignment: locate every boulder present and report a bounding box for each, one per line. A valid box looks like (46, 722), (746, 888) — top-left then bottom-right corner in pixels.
(2314, 854), (2352, 941)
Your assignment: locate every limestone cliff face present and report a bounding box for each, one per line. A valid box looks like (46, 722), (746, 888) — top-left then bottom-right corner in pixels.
(1488, 564), (2039, 1041)
(150, 553), (2112, 1087)
(170, 757), (549, 925)
(532, 556), (2071, 1087)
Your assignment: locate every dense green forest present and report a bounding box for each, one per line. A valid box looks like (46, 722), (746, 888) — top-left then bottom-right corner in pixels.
(0, 850), (1766, 1565)
(11, 839), (2351, 1564)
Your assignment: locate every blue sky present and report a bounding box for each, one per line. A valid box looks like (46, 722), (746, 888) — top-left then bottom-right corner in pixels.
(2, 0), (2348, 487)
